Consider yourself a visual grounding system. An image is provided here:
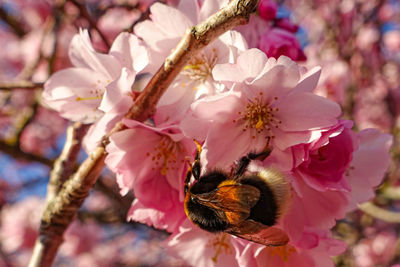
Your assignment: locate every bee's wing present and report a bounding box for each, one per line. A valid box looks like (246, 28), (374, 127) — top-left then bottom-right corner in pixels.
(227, 220), (289, 247)
(195, 184), (260, 224)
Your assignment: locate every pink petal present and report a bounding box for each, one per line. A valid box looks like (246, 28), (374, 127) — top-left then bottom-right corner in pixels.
(202, 121), (253, 169)
(191, 90), (242, 122)
(109, 32), (149, 72)
(99, 68), (135, 114)
(347, 129), (392, 210)
(43, 68), (106, 123)
(128, 199), (185, 233)
(149, 3), (192, 38)
(278, 92), (341, 131)
(294, 66), (322, 93)
(69, 29), (121, 79)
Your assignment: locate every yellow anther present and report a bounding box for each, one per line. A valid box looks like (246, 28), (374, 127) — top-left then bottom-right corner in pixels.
(255, 114), (264, 129)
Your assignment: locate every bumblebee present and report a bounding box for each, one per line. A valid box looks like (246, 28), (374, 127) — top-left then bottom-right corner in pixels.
(184, 142), (291, 246)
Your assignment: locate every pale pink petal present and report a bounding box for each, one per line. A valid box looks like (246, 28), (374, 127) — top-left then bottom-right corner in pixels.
(248, 64), (299, 99)
(99, 67), (135, 114)
(213, 49), (268, 82)
(83, 113), (121, 152)
(149, 3), (192, 38)
(166, 220), (240, 267)
(294, 66), (322, 93)
(177, 0), (199, 25)
(291, 176), (349, 229)
(202, 121), (253, 169)
(198, 0), (226, 22)
(109, 32), (149, 72)
(272, 127), (316, 151)
(191, 90), (242, 122)
(127, 199), (185, 233)
(347, 129), (392, 210)
(43, 68), (106, 123)
(278, 92), (341, 131)
(69, 29), (121, 79)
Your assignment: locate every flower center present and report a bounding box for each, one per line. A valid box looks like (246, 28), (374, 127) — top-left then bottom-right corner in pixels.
(146, 136), (184, 176)
(207, 233), (232, 263)
(76, 80), (110, 102)
(234, 92), (281, 139)
(265, 245), (296, 262)
(182, 49), (218, 83)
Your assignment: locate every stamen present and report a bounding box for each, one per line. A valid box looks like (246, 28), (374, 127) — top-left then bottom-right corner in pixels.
(181, 50), (218, 83)
(207, 234), (232, 263)
(234, 93), (280, 139)
(76, 95), (103, 101)
(146, 136), (183, 176)
(265, 245), (296, 262)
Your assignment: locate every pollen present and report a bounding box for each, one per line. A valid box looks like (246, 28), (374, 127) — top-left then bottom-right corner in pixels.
(146, 135), (183, 176)
(75, 95), (102, 102)
(265, 244), (296, 262)
(236, 94), (281, 138)
(182, 49), (218, 83)
(207, 233), (232, 263)
(76, 88), (104, 102)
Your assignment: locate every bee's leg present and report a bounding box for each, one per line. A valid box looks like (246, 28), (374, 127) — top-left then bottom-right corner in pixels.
(191, 140), (202, 180)
(184, 163), (192, 194)
(234, 148), (272, 177)
(184, 140), (202, 194)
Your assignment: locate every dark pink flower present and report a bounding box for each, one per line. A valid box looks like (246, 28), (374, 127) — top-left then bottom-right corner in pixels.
(259, 28), (306, 61)
(258, 0), (278, 21)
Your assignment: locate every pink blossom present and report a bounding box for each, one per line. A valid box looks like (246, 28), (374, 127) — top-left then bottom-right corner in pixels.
(282, 175), (349, 241)
(238, 228), (346, 267)
(275, 18), (299, 33)
(346, 128), (392, 210)
(135, 0), (247, 126)
(259, 28), (306, 61)
(0, 197), (43, 253)
(293, 120), (356, 192)
(19, 107), (67, 155)
(190, 50), (341, 169)
(43, 29), (148, 123)
(314, 59), (351, 105)
(353, 231), (397, 267)
(235, 15), (271, 49)
(105, 119), (195, 231)
(166, 220), (240, 267)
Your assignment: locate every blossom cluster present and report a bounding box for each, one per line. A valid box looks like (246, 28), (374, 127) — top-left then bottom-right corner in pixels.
(42, 0), (393, 266)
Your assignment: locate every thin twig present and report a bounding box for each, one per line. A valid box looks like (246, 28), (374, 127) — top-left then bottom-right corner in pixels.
(0, 81), (44, 91)
(0, 6), (26, 37)
(0, 140), (53, 167)
(381, 186), (400, 200)
(28, 1), (259, 266)
(46, 122), (90, 203)
(68, 0), (111, 49)
(359, 202), (400, 223)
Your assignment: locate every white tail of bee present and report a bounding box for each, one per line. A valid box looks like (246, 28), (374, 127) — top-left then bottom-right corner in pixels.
(258, 168), (291, 218)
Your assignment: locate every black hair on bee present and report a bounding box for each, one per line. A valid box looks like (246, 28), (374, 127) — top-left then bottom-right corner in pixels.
(183, 141), (291, 246)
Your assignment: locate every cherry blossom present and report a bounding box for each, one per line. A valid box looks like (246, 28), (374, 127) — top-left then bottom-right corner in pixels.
(189, 49), (341, 168)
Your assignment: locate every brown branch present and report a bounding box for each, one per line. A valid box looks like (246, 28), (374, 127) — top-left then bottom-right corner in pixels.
(15, 102), (39, 148)
(0, 81), (44, 91)
(46, 122), (90, 202)
(68, 0), (111, 49)
(28, 1), (259, 266)
(0, 140), (53, 167)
